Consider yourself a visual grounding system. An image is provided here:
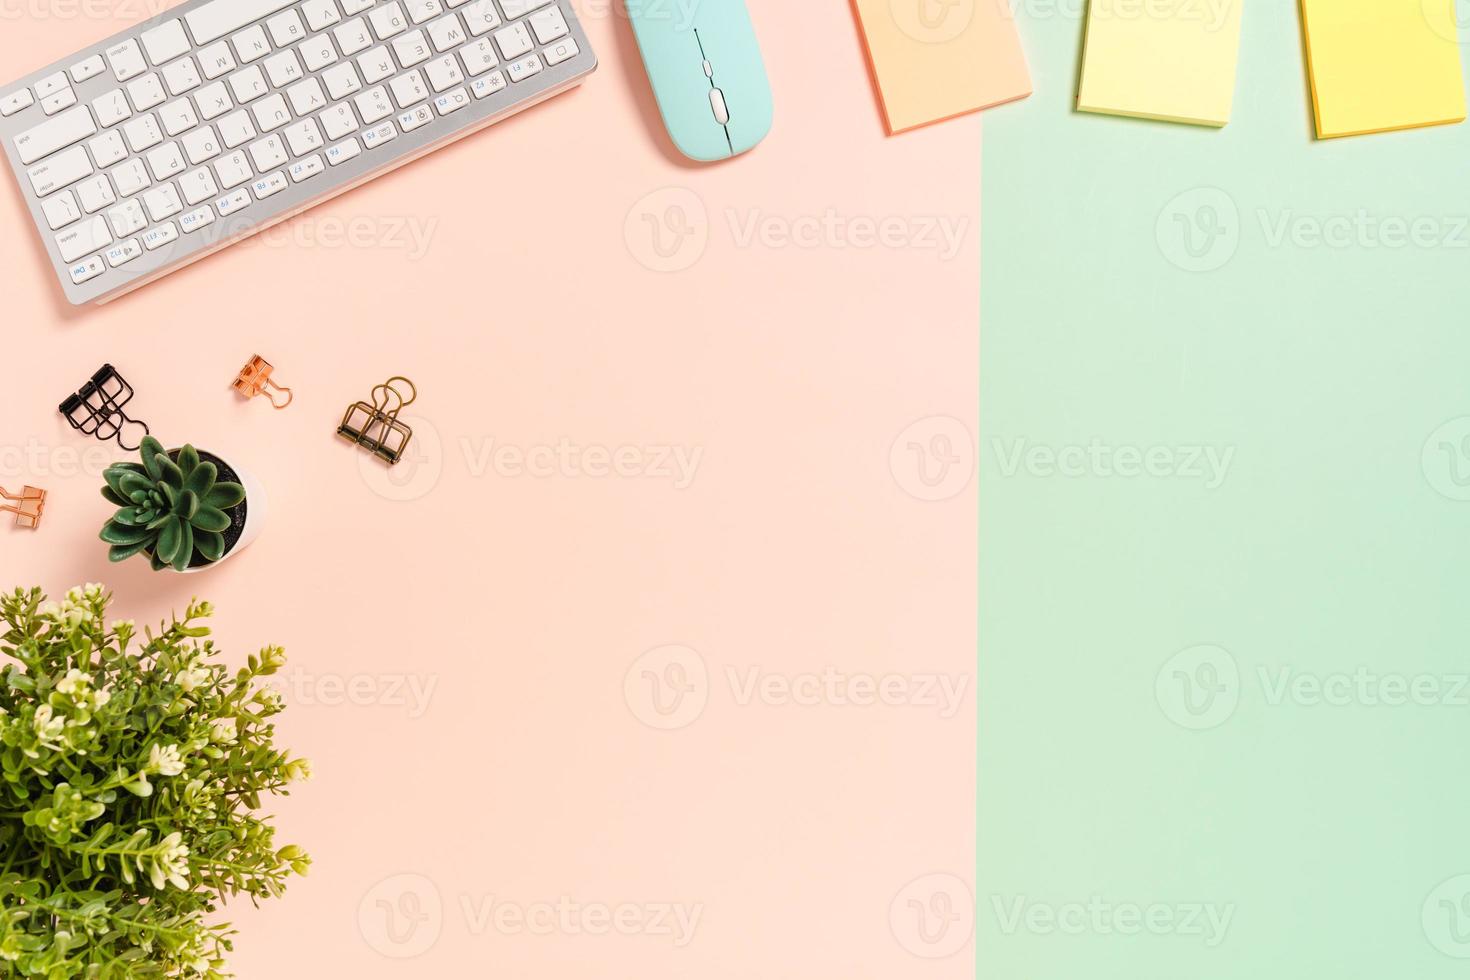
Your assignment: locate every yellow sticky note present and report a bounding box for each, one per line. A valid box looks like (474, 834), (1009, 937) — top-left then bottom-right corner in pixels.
(851, 0), (1031, 134)
(1301, 0), (1466, 139)
(1076, 0), (1244, 127)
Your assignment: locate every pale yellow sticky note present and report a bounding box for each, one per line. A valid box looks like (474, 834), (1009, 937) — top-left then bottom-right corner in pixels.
(851, 0), (1031, 134)
(1076, 0), (1244, 127)
(1301, 0), (1466, 139)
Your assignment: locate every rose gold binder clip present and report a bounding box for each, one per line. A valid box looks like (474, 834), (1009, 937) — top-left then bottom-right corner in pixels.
(233, 355), (294, 409)
(336, 376), (416, 465)
(0, 486), (45, 529)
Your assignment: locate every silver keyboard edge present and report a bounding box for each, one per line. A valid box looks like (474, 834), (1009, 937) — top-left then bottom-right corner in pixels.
(0, 0), (596, 306)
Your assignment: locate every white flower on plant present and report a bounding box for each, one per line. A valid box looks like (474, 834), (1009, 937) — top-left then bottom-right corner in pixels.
(31, 705), (65, 750)
(256, 687), (284, 711)
(92, 688), (111, 709)
(209, 719), (237, 745)
(56, 669), (92, 695)
(109, 619), (134, 632)
(38, 602), (61, 620)
(148, 744), (186, 777)
(284, 758), (312, 783)
(176, 666), (209, 693)
(148, 832), (190, 890)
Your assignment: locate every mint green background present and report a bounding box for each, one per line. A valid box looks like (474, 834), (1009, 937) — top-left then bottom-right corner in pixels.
(979, 1), (1470, 976)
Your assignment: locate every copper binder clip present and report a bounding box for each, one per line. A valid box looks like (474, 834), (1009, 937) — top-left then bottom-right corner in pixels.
(337, 377), (416, 465)
(0, 486), (45, 529)
(233, 355), (294, 409)
(58, 364), (150, 450)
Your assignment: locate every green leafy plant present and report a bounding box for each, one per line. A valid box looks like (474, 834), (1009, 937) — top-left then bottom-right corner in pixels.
(0, 585), (310, 977)
(100, 438), (246, 572)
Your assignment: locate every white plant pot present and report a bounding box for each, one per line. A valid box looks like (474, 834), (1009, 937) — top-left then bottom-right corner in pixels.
(171, 449), (266, 574)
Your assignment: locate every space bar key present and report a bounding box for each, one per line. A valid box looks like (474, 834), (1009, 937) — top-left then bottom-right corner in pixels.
(185, 0), (298, 45)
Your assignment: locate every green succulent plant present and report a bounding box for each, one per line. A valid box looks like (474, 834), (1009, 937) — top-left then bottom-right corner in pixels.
(99, 437), (246, 572)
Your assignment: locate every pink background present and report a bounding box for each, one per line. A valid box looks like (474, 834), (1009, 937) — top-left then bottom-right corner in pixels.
(0, 0), (978, 974)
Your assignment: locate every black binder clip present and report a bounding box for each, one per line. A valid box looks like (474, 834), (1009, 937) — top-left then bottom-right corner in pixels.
(59, 364), (150, 451)
(337, 376), (416, 465)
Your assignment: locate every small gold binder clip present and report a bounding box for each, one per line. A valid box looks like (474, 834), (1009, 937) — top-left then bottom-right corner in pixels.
(337, 376), (416, 465)
(0, 486), (45, 529)
(233, 355), (294, 409)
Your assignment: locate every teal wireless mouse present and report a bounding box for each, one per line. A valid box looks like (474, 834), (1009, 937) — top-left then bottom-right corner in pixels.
(627, 0), (773, 162)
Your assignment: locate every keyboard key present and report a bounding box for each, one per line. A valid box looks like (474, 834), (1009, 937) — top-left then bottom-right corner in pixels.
(529, 6), (568, 44)
(196, 82), (233, 120)
(88, 130), (127, 168)
(14, 105), (96, 165)
(429, 14), (467, 52)
(105, 238), (142, 267)
(397, 104), (432, 132)
(216, 187), (251, 215)
(265, 50), (305, 88)
(470, 70), (505, 99)
(389, 71), (428, 108)
(335, 18), (374, 56)
(213, 150), (253, 189)
(56, 216), (112, 263)
(27, 145), (92, 196)
(143, 221), (179, 250)
(325, 137), (361, 165)
(359, 47), (397, 84)
(159, 99), (199, 137)
(106, 198), (146, 237)
(460, 38), (498, 76)
(180, 205), (216, 233)
(301, 36), (339, 72)
(499, 0), (554, 16)
(75, 174), (117, 213)
(342, 0), (375, 12)
(218, 110), (257, 148)
(142, 183), (182, 221)
(41, 89), (78, 115)
(361, 120), (396, 148)
(267, 9), (308, 46)
(425, 55), (463, 92)
(183, 126), (222, 164)
(543, 38), (578, 66)
(251, 93), (292, 132)
(289, 153), (324, 182)
(127, 74), (166, 111)
(493, 22), (533, 60)
(434, 86), (469, 115)
(228, 66), (269, 104)
(324, 62), (364, 100)
(111, 158), (150, 197)
(369, 2), (409, 39)
(105, 39), (147, 82)
(42, 190), (81, 230)
(187, 0), (297, 46)
(179, 167), (219, 205)
(285, 118), (324, 155)
(145, 142), (186, 180)
(394, 30), (432, 67)
(70, 56), (106, 84)
(70, 255), (106, 284)
(163, 57), (202, 96)
(248, 133), (288, 171)
(93, 89), (131, 127)
(461, 0), (500, 36)
(35, 73), (68, 100)
(123, 114), (163, 153)
(141, 20), (190, 65)
(1, 89), (34, 116)
(408, 0), (443, 25)
(198, 42), (237, 80)
(506, 54), (543, 82)
(288, 78), (329, 116)
(321, 102), (358, 139)
(232, 26), (272, 65)
(303, 0), (343, 31)
(355, 86), (393, 123)
(251, 170), (287, 199)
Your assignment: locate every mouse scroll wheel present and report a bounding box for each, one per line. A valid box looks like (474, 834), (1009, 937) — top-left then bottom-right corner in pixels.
(709, 88), (730, 126)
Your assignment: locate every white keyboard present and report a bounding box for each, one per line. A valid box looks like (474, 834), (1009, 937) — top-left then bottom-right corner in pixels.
(0, 0), (594, 305)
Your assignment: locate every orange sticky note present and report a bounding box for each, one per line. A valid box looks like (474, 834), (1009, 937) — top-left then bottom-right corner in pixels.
(852, 0), (1032, 133)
